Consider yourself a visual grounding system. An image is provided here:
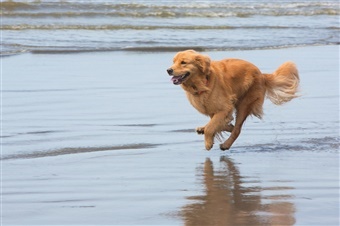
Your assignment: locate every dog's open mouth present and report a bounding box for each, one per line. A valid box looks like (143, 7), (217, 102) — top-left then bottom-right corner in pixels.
(171, 72), (190, 85)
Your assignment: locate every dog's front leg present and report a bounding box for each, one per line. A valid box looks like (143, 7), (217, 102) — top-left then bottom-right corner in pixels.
(202, 111), (232, 150)
(196, 115), (234, 135)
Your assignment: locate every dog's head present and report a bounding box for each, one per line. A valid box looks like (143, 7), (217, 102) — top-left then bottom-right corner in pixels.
(167, 50), (211, 85)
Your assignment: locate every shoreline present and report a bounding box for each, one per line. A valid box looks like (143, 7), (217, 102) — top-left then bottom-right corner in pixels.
(1, 43), (339, 58)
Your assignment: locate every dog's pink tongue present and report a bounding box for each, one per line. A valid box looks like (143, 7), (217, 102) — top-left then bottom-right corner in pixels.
(171, 77), (179, 84)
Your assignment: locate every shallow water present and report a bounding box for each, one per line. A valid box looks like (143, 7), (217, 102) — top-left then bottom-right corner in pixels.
(1, 0), (339, 55)
(1, 46), (339, 225)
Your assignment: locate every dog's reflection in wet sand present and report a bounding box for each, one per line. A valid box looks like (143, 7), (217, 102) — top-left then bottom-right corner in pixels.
(181, 157), (296, 226)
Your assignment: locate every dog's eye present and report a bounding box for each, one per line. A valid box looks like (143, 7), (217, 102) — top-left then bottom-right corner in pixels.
(181, 61), (187, 65)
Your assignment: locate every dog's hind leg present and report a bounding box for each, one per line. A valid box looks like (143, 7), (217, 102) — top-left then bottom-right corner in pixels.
(220, 93), (264, 150)
(220, 108), (249, 150)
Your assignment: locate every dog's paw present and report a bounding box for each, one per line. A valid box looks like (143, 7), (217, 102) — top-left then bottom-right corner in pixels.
(220, 139), (233, 151)
(196, 126), (205, 135)
(220, 143), (230, 151)
(205, 140), (213, 151)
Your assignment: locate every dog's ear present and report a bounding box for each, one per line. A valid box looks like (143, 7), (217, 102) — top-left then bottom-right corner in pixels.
(195, 54), (211, 75)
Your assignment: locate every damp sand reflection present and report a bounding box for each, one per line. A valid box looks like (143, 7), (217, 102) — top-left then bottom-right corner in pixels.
(182, 157), (295, 226)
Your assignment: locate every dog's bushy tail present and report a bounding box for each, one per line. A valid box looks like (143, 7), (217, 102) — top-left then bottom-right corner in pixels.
(264, 62), (300, 105)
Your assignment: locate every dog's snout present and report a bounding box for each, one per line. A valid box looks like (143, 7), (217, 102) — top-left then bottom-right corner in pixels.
(167, 68), (173, 75)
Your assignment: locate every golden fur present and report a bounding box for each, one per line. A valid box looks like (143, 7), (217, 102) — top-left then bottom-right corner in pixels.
(167, 50), (300, 150)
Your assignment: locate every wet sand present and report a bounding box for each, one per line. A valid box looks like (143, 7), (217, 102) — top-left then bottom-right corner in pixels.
(1, 46), (339, 225)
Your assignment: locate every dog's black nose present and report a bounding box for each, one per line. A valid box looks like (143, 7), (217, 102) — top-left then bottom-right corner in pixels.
(167, 68), (173, 75)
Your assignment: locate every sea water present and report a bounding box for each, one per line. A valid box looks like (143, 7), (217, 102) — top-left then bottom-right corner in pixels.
(1, 0), (339, 55)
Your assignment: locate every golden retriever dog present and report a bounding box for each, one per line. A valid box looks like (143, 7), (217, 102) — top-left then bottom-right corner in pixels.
(167, 50), (299, 150)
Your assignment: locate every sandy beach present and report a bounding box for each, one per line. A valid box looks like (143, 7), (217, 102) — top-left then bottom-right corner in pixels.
(1, 45), (339, 225)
